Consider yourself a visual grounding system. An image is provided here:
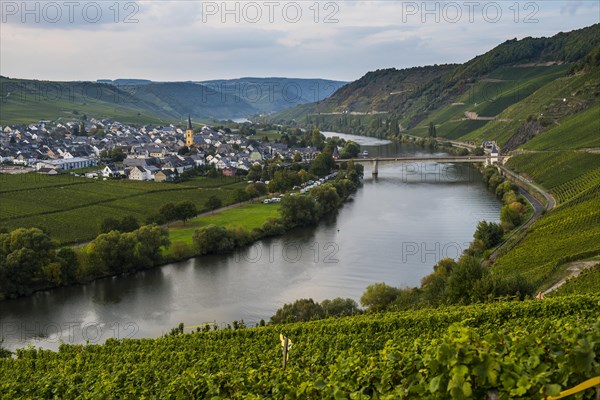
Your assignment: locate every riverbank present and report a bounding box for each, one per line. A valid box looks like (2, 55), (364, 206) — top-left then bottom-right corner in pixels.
(0, 161), (364, 301)
(1, 144), (505, 350)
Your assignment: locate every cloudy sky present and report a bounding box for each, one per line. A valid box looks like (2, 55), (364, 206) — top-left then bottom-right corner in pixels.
(1, 0), (598, 82)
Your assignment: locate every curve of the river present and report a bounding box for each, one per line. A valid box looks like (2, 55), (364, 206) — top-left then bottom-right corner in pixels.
(0, 133), (500, 351)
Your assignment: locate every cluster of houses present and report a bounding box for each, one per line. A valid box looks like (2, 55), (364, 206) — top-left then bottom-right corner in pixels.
(0, 118), (321, 182)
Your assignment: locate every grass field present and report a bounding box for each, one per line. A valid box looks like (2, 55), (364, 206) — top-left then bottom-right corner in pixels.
(168, 202), (281, 245)
(0, 174), (247, 243)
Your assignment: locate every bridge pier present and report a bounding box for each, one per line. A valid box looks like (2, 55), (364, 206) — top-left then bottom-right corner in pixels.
(372, 159), (379, 177)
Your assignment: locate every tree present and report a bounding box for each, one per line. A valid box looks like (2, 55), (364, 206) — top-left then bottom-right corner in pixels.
(495, 181), (519, 200)
(119, 216), (140, 232)
(340, 141), (360, 159)
(254, 182), (267, 196)
(311, 183), (341, 216)
(268, 170), (300, 193)
(360, 282), (401, 312)
(193, 225), (235, 255)
(247, 164), (262, 181)
(428, 122), (437, 138)
(309, 151), (334, 177)
(310, 129), (324, 149)
(293, 152), (302, 162)
(85, 230), (138, 275)
(175, 202), (197, 223)
(444, 256), (489, 304)
(110, 147), (126, 162)
(159, 203), (178, 223)
(234, 189), (250, 203)
(270, 298), (324, 324)
(473, 221), (503, 249)
(178, 146), (190, 155)
(500, 202), (526, 230)
(100, 217), (121, 233)
(321, 298), (361, 317)
(245, 184), (259, 199)
(280, 195), (319, 228)
(132, 225), (170, 267)
(205, 195), (222, 211)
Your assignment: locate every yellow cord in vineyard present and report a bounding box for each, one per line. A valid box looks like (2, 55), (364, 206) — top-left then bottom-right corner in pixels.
(547, 376), (600, 399)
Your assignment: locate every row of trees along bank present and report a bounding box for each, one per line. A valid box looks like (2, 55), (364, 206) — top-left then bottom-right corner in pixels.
(0, 158), (363, 300)
(268, 164), (535, 322)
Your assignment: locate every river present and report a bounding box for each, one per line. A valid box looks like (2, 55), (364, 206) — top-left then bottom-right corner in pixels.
(0, 133), (500, 351)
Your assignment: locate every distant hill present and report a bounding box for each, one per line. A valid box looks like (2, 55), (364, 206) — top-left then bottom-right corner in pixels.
(272, 23), (600, 150)
(118, 82), (258, 121)
(97, 79), (153, 86)
(0, 76), (346, 125)
(199, 77), (347, 115)
(0, 77), (174, 125)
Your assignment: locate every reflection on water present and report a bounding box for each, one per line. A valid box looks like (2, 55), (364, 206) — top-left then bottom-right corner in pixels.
(0, 135), (501, 351)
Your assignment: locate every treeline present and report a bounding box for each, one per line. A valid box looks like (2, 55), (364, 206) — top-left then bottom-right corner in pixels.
(350, 166), (534, 312)
(0, 225), (170, 299)
(482, 166), (530, 232)
(270, 165), (535, 322)
(171, 161), (364, 261)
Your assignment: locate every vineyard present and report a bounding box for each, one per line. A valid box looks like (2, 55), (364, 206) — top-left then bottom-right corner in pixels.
(505, 151), (600, 209)
(551, 168), (600, 204)
(1, 295), (598, 399)
(458, 64), (600, 148)
(0, 174), (246, 243)
(492, 183), (600, 288)
(550, 264), (600, 297)
(521, 104), (600, 151)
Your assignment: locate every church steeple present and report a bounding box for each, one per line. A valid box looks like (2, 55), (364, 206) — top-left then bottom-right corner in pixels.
(185, 115), (194, 147)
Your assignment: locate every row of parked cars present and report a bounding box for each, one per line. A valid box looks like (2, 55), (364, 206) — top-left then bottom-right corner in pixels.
(298, 172), (338, 194)
(263, 173), (339, 204)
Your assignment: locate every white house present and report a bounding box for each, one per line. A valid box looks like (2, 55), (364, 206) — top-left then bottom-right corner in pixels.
(35, 157), (97, 171)
(128, 165), (153, 181)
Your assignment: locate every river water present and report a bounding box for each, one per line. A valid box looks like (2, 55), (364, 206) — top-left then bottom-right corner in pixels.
(0, 133), (500, 351)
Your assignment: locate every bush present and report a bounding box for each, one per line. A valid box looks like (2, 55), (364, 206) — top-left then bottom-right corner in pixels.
(260, 218), (286, 237)
(280, 195), (319, 228)
(321, 298), (361, 317)
(474, 221), (504, 249)
(444, 257), (489, 304)
(360, 282), (401, 312)
(270, 298), (324, 324)
(193, 225), (235, 255)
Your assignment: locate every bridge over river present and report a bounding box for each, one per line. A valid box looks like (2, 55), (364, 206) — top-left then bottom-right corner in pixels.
(336, 155), (505, 176)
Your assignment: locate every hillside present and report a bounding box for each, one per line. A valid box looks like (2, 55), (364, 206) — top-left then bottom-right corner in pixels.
(1, 294), (598, 398)
(119, 82), (257, 121)
(272, 24), (600, 145)
(0, 77), (175, 125)
(0, 77), (345, 125)
(200, 77), (347, 115)
(273, 65), (455, 127)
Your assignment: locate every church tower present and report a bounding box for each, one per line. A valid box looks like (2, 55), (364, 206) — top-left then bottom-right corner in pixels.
(185, 115), (194, 147)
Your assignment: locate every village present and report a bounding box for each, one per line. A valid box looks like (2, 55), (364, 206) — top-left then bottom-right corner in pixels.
(0, 117), (322, 181)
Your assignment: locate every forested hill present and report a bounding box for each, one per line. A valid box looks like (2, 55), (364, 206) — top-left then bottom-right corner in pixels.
(0, 77), (346, 125)
(272, 23), (600, 146)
